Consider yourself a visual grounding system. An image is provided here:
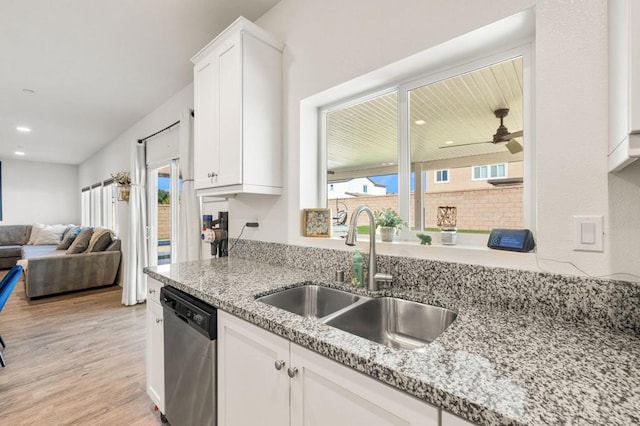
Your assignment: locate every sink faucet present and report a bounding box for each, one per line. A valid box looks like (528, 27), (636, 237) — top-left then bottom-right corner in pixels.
(345, 205), (392, 291)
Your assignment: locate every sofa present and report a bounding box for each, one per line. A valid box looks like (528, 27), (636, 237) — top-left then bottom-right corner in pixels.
(0, 224), (121, 299)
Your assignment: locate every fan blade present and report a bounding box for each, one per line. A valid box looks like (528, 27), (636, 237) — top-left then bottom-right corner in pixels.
(505, 139), (523, 154)
(439, 140), (492, 149)
(507, 130), (523, 138)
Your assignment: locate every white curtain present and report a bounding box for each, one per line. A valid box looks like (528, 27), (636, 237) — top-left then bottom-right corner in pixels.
(123, 142), (148, 306)
(177, 110), (201, 262)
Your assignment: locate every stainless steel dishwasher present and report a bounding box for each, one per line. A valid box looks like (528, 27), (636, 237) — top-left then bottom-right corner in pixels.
(160, 286), (217, 426)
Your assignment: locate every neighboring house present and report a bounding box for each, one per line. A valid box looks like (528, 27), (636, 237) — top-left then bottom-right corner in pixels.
(328, 177), (387, 199)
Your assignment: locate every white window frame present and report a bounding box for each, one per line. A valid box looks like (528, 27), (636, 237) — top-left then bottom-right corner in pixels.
(472, 163), (508, 181)
(316, 11), (537, 240)
(434, 169), (450, 183)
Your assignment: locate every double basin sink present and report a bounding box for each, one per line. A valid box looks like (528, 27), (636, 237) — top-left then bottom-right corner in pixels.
(257, 285), (457, 350)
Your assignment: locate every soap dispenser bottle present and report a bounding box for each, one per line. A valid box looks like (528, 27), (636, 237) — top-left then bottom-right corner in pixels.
(352, 248), (364, 288)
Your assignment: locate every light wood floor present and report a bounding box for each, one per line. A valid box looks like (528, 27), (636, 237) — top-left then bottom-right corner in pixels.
(0, 270), (163, 425)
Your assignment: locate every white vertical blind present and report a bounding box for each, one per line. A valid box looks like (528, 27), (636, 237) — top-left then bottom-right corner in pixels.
(81, 187), (91, 226)
(102, 180), (117, 233)
(90, 184), (102, 226)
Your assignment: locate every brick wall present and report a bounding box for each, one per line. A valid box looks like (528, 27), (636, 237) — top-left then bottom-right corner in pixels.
(333, 186), (523, 230)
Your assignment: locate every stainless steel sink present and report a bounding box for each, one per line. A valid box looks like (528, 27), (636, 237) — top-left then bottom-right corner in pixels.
(324, 297), (457, 350)
(257, 285), (360, 319)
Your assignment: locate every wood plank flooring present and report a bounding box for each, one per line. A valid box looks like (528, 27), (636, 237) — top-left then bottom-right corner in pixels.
(0, 270), (163, 425)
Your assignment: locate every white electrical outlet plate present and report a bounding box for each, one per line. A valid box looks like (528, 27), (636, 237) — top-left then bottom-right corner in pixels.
(573, 216), (603, 252)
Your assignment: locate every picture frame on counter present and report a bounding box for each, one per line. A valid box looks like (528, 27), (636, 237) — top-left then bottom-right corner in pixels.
(302, 208), (331, 237)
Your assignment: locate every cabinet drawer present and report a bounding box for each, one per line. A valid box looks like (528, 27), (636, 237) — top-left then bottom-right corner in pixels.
(147, 278), (164, 305)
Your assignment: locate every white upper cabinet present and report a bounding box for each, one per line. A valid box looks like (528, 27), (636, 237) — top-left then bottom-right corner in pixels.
(609, 0), (640, 172)
(192, 17), (283, 196)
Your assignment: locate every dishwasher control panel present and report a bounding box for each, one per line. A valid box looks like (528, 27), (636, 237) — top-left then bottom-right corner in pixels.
(161, 286), (217, 340)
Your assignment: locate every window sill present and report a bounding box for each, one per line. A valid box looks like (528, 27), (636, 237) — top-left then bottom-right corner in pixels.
(294, 232), (539, 273)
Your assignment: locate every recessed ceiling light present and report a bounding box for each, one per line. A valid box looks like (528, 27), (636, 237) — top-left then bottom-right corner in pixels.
(16, 126), (31, 132)
(414, 120), (426, 126)
(22, 88), (36, 94)
(445, 140), (454, 145)
(14, 151), (25, 156)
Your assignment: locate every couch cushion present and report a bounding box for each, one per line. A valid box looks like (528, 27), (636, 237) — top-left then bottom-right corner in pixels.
(66, 228), (94, 254)
(22, 245), (65, 259)
(57, 226), (82, 250)
(0, 245), (23, 258)
(26, 223), (46, 244)
(0, 225), (32, 246)
(105, 239), (121, 252)
(87, 228), (114, 252)
(32, 224), (68, 245)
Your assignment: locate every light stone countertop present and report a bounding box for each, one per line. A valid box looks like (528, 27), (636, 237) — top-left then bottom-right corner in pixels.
(145, 257), (640, 426)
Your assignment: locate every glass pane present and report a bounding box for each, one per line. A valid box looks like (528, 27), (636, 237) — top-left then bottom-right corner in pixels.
(326, 91), (398, 237)
(409, 57), (524, 232)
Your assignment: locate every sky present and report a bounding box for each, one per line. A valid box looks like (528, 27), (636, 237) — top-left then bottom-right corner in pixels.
(369, 173), (418, 193)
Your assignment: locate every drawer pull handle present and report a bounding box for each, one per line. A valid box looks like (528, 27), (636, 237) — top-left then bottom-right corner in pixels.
(149, 289), (156, 294)
(274, 360), (285, 371)
(156, 318), (163, 324)
(287, 367), (298, 378)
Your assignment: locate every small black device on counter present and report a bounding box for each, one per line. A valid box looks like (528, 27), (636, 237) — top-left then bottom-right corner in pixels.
(487, 229), (535, 252)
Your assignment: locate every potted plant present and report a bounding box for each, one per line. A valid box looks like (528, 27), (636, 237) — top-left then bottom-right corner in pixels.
(374, 208), (404, 242)
(111, 171), (131, 201)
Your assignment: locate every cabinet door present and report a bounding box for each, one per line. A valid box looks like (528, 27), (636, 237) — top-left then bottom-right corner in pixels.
(194, 51), (219, 190)
(442, 411), (478, 426)
(212, 33), (243, 187)
(218, 311), (289, 426)
(146, 300), (164, 411)
(290, 344), (439, 426)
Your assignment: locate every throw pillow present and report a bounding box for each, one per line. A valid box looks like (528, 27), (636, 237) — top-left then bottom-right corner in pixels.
(27, 223), (46, 245)
(105, 239), (121, 252)
(87, 228), (114, 252)
(33, 224), (68, 245)
(57, 226), (82, 250)
(66, 228), (94, 254)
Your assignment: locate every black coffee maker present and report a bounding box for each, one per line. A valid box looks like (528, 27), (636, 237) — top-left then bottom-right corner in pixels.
(203, 212), (228, 257)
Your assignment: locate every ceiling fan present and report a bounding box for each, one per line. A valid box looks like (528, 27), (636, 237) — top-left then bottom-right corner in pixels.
(439, 108), (523, 154)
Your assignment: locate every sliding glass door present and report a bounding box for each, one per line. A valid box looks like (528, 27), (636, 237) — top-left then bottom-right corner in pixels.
(147, 160), (181, 266)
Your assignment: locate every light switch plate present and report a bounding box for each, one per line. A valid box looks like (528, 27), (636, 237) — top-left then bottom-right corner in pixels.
(573, 215), (603, 252)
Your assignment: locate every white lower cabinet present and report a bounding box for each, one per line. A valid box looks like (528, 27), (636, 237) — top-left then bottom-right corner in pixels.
(145, 278), (165, 413)
(217, 310), (289, 426)
(218, 311), (439, 426)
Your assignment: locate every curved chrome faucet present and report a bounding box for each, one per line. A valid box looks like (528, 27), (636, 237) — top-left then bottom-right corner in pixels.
(345, 205), (392, 291)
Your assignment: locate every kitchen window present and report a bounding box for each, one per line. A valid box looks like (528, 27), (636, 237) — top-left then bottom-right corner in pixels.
(322, 46), (532, 238)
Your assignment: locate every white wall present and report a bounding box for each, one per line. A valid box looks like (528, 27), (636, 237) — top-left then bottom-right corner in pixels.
(0, 158), (79, 225)
(227, 0), (640, 280)
(79, 83), (195, 188)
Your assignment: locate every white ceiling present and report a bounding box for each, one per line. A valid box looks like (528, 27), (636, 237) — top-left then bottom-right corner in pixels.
(0, 0), (280, 165)
(327, 57), (523, 176)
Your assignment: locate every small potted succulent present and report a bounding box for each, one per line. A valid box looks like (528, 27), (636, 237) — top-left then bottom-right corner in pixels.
(374, 208), (404, 242)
